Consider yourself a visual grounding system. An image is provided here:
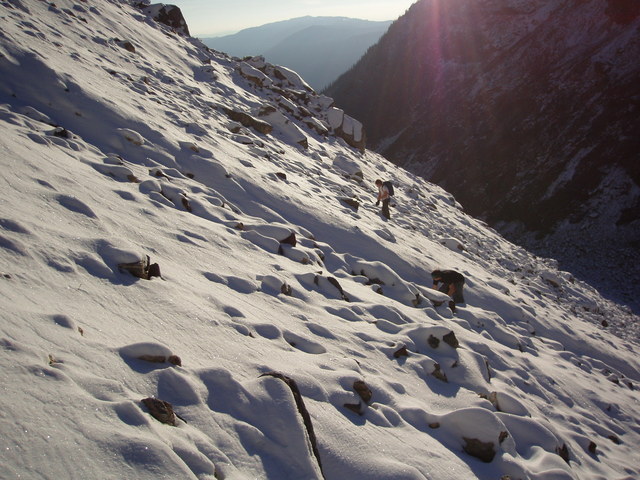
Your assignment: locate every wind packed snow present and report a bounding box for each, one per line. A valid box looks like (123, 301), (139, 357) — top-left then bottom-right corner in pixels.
(0, 1), (639, 480)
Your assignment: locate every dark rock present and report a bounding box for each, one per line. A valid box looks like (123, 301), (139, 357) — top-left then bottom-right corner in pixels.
(167, 355), (182, 366)
(428, 334), (440, 349)
(53, 127), (70, 138)
(443, 331), (460, 348)
(222, 107), (273, 135)
(353, 380), (372, 404)
(557, 443), (570, 463)
(327, 276), (349, 301)
(141, 397), (176, 426)
(279, 232), (297, 246)
(118, 255), (161, 280)
(432, 363), (448, 382)
(463, 437), (496, 463)
(339, 197), (360, 211)
(393, 345), (409, 358)
(148, 262), (161, 278)
(588, 441), (597, 454)
(280, 283), (293, 296)
(140, 4), (190, 36)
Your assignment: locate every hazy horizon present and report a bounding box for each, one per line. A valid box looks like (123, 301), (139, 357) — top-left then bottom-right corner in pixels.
(167, 0), (416, 36)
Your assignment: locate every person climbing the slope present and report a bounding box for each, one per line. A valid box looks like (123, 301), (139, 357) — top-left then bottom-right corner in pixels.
(431, 269), (465, 312)
(375, 179), (393, 220)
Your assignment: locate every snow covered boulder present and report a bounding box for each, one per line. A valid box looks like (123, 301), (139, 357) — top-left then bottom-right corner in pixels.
(325, 107), (366, 152)
(222, 107), (273, 135)
(272, 65), (314, 92)
(414, 284), (452, 306)
(339, 197), (360, 211)
(332, 154), (363, 181)
(97, 242), (161, 280)
(347, 257), (420, 306)
(245, 55), (266, 70)
(260, 275), (293, 296)
(486, 391), (530, 416)
(297, 273), (349, 301)
(238, 62), (273, 87)
(437, 407), (515, 462)
(258, 107), (308, 149)
(439, 237), (467, 252)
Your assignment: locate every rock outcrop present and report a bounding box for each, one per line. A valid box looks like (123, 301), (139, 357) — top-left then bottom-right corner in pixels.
(139, 3), (190, 37)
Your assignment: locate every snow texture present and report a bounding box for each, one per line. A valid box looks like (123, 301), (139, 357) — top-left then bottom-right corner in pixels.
(0, 1), (638, 480)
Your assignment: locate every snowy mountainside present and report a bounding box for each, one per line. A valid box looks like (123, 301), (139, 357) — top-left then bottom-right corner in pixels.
(0, 1), (639, 480)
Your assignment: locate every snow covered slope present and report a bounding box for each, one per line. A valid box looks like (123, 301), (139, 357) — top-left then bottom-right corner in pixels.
(0, 1), (638, 479)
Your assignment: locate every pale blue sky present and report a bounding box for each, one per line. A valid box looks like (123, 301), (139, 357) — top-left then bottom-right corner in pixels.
(168, 0), (417, 36)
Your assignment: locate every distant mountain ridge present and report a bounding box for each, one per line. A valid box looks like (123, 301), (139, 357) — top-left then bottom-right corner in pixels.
(202, 16), (391, 90)
(325, 0), (640, 312)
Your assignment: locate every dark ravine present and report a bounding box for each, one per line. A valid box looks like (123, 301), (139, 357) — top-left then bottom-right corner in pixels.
(325, 0), (640, 312)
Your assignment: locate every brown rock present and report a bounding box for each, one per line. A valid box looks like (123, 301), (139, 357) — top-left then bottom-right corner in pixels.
(432, 363), (448, 382)
(463, 437), (496, 463)
(141, 397), (176, 426)
(353, 380), (372, 404)
(168, 355), (182, 366)
(118, 255), (161, 280)
(279, 232), (297, 246)
(222, 108), (273, 135)
(443, 331), (459, 348)
(339, 197), (360, 211)
(557, 443), (570, 463)
(393, 346), (409, 358)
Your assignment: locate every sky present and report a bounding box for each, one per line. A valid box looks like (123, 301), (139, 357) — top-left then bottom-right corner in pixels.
(2, 1), (640, 479)
(168, 0), (418, 36)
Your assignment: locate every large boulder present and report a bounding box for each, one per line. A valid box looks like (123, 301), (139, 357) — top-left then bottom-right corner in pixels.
(139, 4), (191, 37)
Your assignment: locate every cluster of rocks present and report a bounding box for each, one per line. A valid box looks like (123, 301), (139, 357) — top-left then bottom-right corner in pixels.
(229, 55), (366, 153)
